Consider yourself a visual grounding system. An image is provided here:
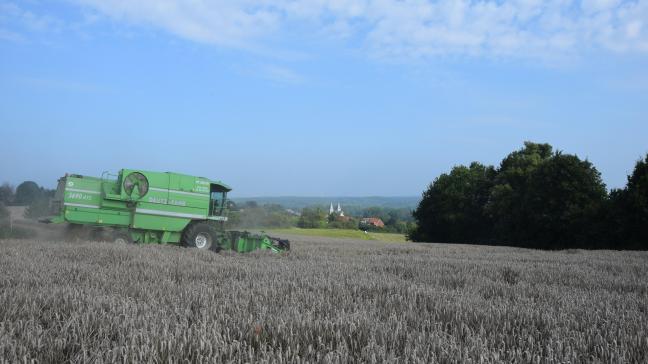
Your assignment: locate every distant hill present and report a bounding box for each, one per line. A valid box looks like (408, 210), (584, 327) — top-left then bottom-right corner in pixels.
(230, 196), (420, 211)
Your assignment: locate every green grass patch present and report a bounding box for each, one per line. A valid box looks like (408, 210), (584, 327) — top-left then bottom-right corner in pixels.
(267, 228), (408, 242)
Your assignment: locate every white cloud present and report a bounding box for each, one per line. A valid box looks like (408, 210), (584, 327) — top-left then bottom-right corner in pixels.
(0, 1), (65, 43)
(0, 1), (63, 32)
(260, 64), (305, 84)
(74, 0), (282, 49)
(63, 1), (648, 59)
(0, 27), (25, 42)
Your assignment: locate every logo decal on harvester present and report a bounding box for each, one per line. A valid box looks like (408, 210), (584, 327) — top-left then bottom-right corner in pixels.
(148, 197), (167, 204)
(194, 186), (209, 193)
(147, 196), (187, 206)
(67, 192), (92, 201)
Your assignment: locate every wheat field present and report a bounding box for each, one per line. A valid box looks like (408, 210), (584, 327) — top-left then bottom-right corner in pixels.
(1, 235), (646, 363)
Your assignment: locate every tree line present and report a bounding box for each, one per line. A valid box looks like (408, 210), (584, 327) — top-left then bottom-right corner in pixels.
(409, 142), (647, 250)
(225, 201), (298, 229)
(296, 206), (414, 233)
(0, 181), (53, 238)
(0, 181), (54, 219)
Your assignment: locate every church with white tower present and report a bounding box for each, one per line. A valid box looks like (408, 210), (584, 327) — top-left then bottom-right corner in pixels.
(329, 202), (344, 217)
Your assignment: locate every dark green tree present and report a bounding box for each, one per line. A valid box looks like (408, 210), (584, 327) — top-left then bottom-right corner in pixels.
(0, 202), (9, 239)
(607, 154), (648, 249)
(486, 142), (553, 243)
(519, 153), (607, 248)
(0, 183), (14, 205)
(0, 202), (8, 221)
(386, 210), (399, 226)
(487, 142), (607, 248)
(298, 207), (326, 228)
(412, 141), (614, 249)
(409, 162), (496, 243)
(624, 154), (648, 248)
(14, 181), (42, 205)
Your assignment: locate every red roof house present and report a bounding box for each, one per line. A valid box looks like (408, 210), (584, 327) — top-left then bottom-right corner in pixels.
(360, 217), (385, 228)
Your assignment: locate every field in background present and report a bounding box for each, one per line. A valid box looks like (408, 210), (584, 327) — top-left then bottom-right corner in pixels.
(267, 227), (408, 242)
(1, 236), (646, 362)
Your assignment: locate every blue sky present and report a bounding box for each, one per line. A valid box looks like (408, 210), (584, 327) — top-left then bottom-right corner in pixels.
(1, 0), (647, 197)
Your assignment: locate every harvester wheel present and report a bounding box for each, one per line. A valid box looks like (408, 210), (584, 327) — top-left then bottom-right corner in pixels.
(112, 230), (133, 244)
(182, 222), (216, 250)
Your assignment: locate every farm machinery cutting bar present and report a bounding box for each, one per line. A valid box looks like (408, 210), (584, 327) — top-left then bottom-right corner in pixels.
(41, 169), (290, 253)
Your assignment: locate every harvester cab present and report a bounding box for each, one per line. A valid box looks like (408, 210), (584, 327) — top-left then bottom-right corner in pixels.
(209, 183), (231, 217)
(41, 169), (290, 254)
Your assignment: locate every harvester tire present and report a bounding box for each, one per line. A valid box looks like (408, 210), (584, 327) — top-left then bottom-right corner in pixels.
(182, 222), (216, 250)
(112, 230), (133, 244)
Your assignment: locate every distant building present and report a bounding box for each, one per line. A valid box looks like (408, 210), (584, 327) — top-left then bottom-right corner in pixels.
(336, 215), (351, 222)
(285, 209), (301, 216)
(329, 202), (344, 217)
(360, 217), (385, 228)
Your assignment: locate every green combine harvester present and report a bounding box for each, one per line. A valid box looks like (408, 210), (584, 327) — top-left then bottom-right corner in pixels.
(42, 169), (290, 253)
